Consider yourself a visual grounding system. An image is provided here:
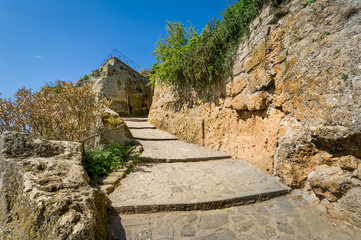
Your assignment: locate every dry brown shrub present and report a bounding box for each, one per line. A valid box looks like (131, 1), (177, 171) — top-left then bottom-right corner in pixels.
(0, 81), (110, 142)
(140, 68), (149, 77)
(343, 6), (360, 19)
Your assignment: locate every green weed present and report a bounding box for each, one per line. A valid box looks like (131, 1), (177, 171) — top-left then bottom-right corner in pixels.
(82, 141), (136, 185)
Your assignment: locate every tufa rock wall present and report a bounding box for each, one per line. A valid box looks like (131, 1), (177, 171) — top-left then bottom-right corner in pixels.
(0, 132), (107, 240)
(90, 57), (153, 117)
(149, 0), (361, 200)
(94, 108), (134, 148)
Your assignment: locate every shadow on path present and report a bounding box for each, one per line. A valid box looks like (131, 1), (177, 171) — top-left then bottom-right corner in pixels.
(107, 204), (127, 240)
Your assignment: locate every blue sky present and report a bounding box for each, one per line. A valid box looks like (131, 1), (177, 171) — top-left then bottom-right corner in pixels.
(0, 0), (230, 98)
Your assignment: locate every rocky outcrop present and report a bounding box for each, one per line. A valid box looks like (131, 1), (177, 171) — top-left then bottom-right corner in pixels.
(0, 132), (107, 240)
(90, 57), (153, 117)
(93, 108), (133, 148)
(149, 0), (361, 204)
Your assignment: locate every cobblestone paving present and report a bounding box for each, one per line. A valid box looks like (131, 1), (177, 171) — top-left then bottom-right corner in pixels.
(138, 140), (231, 162)
(108, 160), (289, 213)
(107, 193), (361, 240)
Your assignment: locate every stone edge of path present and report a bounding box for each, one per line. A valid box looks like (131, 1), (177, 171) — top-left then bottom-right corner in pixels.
(126, 126), (156, 129)
(111, 188), (291, 214)
(122, 117), (148, 122)
(98, 145), (144, 195)
(138, 155), (232, 163)
(134, 136), (179, 141)
(97, 162), (133, 195)
(123, 121), (156, 129)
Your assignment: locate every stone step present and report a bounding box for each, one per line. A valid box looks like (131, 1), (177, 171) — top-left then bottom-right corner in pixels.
(138, 140), (231, 162)
(122, 116), (148, 122)
(129, 129), (178, 141)
(108, 160), (290, 214)
(124, 121), (156, 129)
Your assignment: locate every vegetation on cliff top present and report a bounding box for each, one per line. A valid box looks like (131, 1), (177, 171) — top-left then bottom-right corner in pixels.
(149, 0), (277, 88)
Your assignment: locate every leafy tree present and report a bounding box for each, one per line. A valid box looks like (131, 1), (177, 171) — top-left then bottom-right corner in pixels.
(149, 21), (197, 86)
(150, 0), (276, 89)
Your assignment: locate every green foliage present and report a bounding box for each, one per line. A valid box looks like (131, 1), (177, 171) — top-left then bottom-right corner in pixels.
(82, 141), (136, 184)
(341, 73), (348, 80)
(149, 0), (273, 88)
(76, 74), (90, 86)
(149, 21), (197, 86)
(80, 75), (90, 81)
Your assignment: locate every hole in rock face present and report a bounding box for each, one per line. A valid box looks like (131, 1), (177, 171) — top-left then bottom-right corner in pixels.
(235, 109), (268, 121)
(312, 133), (361, 158)
(259, 83), (275, 95)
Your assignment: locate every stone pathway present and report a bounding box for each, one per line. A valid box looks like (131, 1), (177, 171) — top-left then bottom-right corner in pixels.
(130, 129), (179, 141)
(124, 117), (231, 162)
(108, 160), (289, 214)
(107, 117), (361, 239)
(138, 140), (231, 162)
(108, 192), (361, 240)
(124, 121), (156, 129)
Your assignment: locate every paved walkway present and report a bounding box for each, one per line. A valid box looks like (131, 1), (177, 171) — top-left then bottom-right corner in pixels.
(108, 160), (289, 214)
(138, 141), (231, 162)
(108, 193), (361, 240)
(123, 117), (231, 162)
(107, 117), (361, 239)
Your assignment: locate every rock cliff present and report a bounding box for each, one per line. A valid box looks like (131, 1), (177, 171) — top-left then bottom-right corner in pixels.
(89, 57), (153, 117)
(149, 0), (361, 210)
(0, 132), (107, 240)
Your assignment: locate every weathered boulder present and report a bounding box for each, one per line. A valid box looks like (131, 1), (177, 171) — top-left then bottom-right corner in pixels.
(308, 165), (352, 202)
(0, 132), (107, 240)
(91, 57), (153, 117)
(338, 155), (360, 171)
(94, 108), (133, 148)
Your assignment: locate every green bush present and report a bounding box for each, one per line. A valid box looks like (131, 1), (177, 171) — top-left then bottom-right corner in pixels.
(150, 0), (277, 89)
(82, 141), (137, 184)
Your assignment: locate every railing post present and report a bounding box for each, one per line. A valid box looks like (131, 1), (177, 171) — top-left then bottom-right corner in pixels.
(202, 118), (205, 147)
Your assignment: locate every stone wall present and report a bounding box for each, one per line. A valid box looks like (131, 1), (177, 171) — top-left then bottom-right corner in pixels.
(149, 0), (361, 201)
(91, 57), (153, 117)
(0, 132), (107, 240)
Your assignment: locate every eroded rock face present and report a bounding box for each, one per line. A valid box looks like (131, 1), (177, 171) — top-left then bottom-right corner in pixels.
(150, 83), (284, 174)
(0, 132), (107, 240)
(149, 0), (361, 188)
(94, 108), (133, 148)
(308, 165), (352, 202)
(91, 57), (153, 117)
